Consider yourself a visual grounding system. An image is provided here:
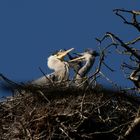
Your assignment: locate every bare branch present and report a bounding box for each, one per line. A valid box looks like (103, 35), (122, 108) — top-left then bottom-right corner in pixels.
(113, 9), (140, 32)
(106, 32), (140, 60)
(125, 36), (140, 45)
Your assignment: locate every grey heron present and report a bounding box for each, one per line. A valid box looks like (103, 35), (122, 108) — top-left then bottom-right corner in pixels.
(0, 48), (74, 94)
(69, 49), (99, 86)
(32, 48), (74, 85)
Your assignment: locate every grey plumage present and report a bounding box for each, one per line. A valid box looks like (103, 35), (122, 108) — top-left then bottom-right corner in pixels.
(69, 50), (99, 86)
(31, 48), (74, 85)
(0, 48), (98, 89)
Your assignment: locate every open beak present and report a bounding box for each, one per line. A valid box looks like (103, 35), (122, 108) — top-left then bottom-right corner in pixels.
(69, 55), (85, 62)
(57, 48), (74, 59)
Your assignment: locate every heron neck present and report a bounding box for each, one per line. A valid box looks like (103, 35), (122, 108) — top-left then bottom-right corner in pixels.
(47, 56), (69, 81)
(55, 62), (69, 81)
(76, 57), (95, 79)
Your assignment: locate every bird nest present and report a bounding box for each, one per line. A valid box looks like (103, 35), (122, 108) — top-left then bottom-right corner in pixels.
(0, 84), (140, 140)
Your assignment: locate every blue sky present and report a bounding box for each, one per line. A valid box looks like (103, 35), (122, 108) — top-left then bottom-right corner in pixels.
(0, 0), (140, 96)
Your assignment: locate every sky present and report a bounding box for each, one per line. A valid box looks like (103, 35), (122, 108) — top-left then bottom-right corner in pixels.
(0, 0), (140, 97)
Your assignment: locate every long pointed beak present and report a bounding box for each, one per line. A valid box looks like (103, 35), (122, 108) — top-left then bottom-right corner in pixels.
(57, 48), (74, 59)
(69, 56), (85, 62)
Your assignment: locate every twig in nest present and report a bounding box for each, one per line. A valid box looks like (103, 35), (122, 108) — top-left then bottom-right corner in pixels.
(39, 67), (54, 85)
(37, 90), (50, 104)
(122, 107), (140, 139)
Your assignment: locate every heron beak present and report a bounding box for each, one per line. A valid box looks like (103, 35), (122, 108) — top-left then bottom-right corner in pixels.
(57, 48), (74, 59)
(69, 56), (85, 62)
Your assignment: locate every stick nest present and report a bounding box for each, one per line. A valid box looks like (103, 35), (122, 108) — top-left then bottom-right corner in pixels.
(0, 84), (140, 140)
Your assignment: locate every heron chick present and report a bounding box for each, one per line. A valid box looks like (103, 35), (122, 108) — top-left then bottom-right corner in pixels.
(32, 48), (74, 85)
(69, 49), (99, 86)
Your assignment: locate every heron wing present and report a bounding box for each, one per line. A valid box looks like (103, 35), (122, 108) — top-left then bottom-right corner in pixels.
(31, 73), (55, 85)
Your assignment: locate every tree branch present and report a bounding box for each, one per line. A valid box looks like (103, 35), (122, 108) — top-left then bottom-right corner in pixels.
(113, 9), (140, 32)
(106, 32), (140, 60)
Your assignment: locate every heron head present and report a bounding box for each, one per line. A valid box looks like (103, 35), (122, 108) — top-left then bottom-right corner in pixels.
(53, 48), (74, 60)
(89, 50), (99, 57)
